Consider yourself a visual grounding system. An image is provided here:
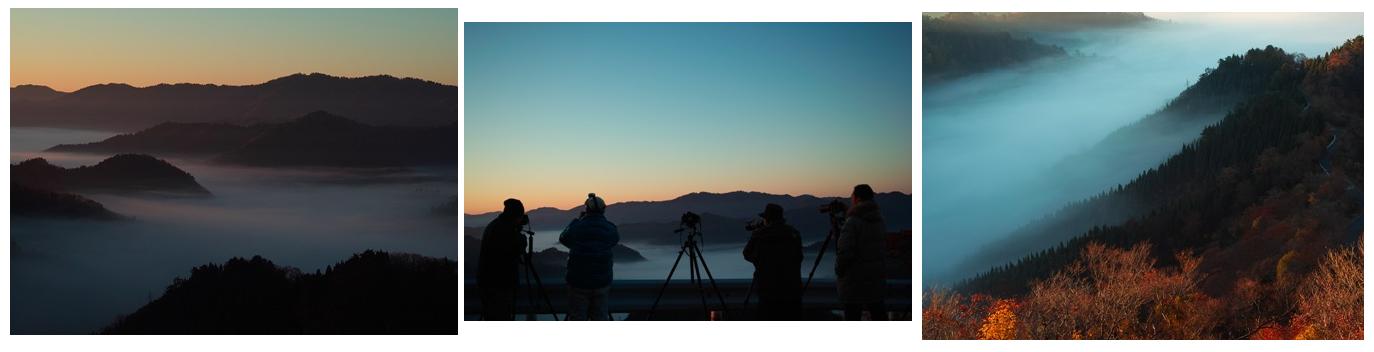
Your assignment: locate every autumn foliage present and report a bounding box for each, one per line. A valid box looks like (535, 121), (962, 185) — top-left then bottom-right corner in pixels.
(925, 240), (1362, 339)
(927, 36), (1363, 340)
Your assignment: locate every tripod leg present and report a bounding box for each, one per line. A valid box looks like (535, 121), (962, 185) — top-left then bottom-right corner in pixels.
(525, 258), (562, 321)
(692, 241), (731, 318)
(648, 244), (690, 320)
(521, 263), (536, 320)
(803, 230), (835, 294)
(688, 246), (712, 320)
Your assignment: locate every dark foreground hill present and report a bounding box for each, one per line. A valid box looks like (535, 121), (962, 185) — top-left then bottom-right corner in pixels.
(49, 111), (458, 168)
(12, 154), (210, 196)
(11, 183), (123, 220)
(12, 73), (457, 131)
(103, 250), (457, 334)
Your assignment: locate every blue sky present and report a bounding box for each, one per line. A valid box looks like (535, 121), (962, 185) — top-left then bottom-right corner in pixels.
(465, 23), (912, 212)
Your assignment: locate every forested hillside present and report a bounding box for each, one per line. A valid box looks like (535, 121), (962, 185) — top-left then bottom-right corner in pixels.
(926, 36), (1363, 340)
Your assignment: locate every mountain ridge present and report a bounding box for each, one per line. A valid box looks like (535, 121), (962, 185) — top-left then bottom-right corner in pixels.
(12, 73), (457, 131)
(48, 111), (458, 168)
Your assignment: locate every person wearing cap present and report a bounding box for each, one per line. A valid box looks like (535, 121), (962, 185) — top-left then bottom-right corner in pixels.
(478, 198), (529, 320)
(836, 184), (888, 320)
(559, 193), (621, 320)
(743, 203), (804, 320)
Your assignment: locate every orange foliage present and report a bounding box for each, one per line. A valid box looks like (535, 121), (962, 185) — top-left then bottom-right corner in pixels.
(1292, 241), (1363, 339)
(978, 299), (1019, 339)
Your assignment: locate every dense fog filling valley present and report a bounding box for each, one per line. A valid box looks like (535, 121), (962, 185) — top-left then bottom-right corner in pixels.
(922, 13), (1363, 285)
(10, 128), (457, 334)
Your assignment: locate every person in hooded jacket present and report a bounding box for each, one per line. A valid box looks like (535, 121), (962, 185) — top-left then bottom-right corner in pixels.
(478, 198), (529, 321)
(835, 184), (888, 320)
(743, 203), (804, 320)
(559, 193), (620, 320)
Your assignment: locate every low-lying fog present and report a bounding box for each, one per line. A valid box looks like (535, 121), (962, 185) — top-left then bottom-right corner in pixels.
(525, 230), (836, 281)
(10, 128), (457, 334)
(922, 13), (1363, 285)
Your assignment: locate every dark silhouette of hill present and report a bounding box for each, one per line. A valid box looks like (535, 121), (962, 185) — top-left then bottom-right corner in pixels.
(924, 13), (1159, 82)
(956, 36), (1363, 300)
(12, 155), (210, 196)
(12, 73), (456, 131)
(49, 111), (457, 168)
(11, 183), (123, 220)
(102, 250), (457, 334)
(49, 121), (261, 157)
(11, 84), (66, 102)
(923, 15), (1066, 82)
(465, 191), (913, 238)
(937, 12), (1155, 32)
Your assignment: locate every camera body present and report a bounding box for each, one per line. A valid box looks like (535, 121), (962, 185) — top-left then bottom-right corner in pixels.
(520, 214), (534, 235)
(743, 219), (765, 232)
(679, 211), (701, 229)
(818, 199), (848, 217)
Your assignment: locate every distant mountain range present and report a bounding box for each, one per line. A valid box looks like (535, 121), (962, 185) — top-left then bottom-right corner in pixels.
(923, 12), (1157, 82)
(11, 73), (457, 131)
(466, 191), (913, 245)
(49, 111), (457, 168)
(935, 12), (1156, 32)
(13, 154), (210, 196)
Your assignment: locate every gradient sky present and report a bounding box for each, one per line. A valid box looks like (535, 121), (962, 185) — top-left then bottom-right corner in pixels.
(11, 9), (457, 91)
(465, 23), (912, 213)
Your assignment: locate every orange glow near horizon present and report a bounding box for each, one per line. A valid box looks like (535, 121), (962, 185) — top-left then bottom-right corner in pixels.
(462, 175), (913, 214)
(10, 9), (457, 92)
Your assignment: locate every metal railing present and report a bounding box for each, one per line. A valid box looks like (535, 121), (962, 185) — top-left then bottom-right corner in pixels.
(464, 278), (912, 319)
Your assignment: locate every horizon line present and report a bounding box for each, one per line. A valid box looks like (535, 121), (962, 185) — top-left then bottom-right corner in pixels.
(10, 72), (456, 93)
(462, 189), (914, 215)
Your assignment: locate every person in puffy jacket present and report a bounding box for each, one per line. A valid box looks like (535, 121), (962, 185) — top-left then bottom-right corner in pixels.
(559, 193), (620, 320)
(478, 198), (528, 321)
(743, 203), (803, 320)
(836, 184), (888, 321)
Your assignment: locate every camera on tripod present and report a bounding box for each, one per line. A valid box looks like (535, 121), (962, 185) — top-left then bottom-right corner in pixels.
(743, 219), (765, 231)
(818, 199), (847, 218)
(520, 214), (534, 235)
(677, 211), (701, 232)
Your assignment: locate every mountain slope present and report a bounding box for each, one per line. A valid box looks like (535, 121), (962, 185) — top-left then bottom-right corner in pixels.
(951, 45), (1315, 279)
(49, 111), (458, 168)
(958, 36), (1362, 300)
(923, 15), (1066, 82)
(11, 183), (123, 220)
(12, 73), (457, 131)
(937, 12), (1156, 32)
(11, 84), (66, 102)
(13, 154), (211, 196)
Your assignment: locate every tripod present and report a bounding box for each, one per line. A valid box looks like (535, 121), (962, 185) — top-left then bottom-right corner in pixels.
(802, 213), (843, 293)
(648, 224), (730, 320)
(516, 226), (561, 321)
